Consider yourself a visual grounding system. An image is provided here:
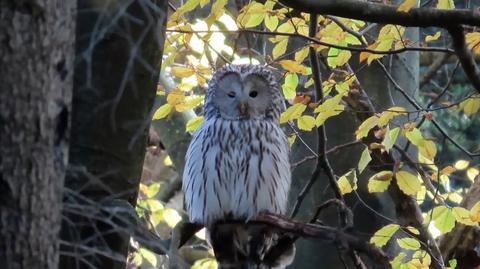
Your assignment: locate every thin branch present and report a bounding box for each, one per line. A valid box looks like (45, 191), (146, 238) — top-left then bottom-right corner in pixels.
(167, 29), (454, 55)
(376, 60), (480, 157)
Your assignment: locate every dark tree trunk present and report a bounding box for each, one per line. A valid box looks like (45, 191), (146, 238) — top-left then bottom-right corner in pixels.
(59, 1), (167, 268)
(0, 1), (76, 268)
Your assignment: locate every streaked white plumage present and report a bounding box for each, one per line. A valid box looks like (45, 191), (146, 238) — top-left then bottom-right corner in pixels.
(182, 64), (293, 269)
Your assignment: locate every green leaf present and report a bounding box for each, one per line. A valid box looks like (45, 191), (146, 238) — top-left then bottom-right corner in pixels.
(153, 104), (173, 119)
(280, 103), (306, 123)
(382, 127), (400, 152)
(397, 237), (420, 250)
(396, 170), (422, 195)
(449, 259), (457, 268)
(432, 206), (455, 234)
(358, 147), (372, 174)
(282, 72), (298, 99)
(370, 224), (400, 247)
(297, 115), (316, 131)
(337, 170), (357, 195)
(186, 116), (204, 132)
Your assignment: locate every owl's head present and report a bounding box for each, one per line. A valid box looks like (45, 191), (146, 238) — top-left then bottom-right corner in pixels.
(204, 64), (285, 121)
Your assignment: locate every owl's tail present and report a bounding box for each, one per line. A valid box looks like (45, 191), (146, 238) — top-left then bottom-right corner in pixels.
(209, 223), (295, 269)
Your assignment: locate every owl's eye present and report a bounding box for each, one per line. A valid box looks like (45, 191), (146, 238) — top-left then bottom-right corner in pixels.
(249, 91), (258, 98)
(227, 91), (236, 98)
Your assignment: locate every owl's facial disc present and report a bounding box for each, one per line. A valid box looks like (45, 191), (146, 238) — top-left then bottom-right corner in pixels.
(214, 73), (271, 120)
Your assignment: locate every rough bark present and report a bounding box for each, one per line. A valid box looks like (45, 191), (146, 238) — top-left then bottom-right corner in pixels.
(0, 1), (76, 268)
(59, 1), (167, 268)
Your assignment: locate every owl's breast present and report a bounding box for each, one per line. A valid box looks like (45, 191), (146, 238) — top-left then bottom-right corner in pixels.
(183, 118), (291, 226)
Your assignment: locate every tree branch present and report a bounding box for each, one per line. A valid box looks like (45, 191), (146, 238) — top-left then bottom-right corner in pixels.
(279, 0), (480, 27)
(447, 25), (480, 93)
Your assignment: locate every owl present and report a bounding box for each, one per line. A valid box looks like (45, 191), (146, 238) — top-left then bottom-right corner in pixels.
(182, 64), (293, 268)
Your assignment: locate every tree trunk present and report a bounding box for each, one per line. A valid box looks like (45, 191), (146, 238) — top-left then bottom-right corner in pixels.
(59, 1), (167, 268)
(0, 1), (76, 268)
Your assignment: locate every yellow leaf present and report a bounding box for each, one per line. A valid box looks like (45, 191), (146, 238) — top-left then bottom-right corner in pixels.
(264, 15), (278, 31)
(295, 47), (310, 63)
(186, 116), (204, 132)
(406, 226), (420, 235)
(425, 31), (441, 42)
(161, 208), (182, 228)
(459, 95), (480, 116)
(200, 0), (209, 7)
(368, 171), (393, 193)
(315, 106), (344, 126)
(272, 39), (288, 59)
(287, 134), (296, 146)
(175, 95), (204, 112)
(397, 0), (417, 12)
(278, 60), (308, 74)
(382, 127), (400, 152)
(405, 128), (424, 146)
(370, 224), (399, 247)
(163, 155), (173, 166)
(467, 167), (479, 181)
(441, 165), (456, 175)
(191, 258), (218, 269)
(432, 205), (455, 234)
(337, 170), (357, 195)
(358, 147), (372, 174)
(454, 160), (470, 170)
(171, 66), (195, 78)
(377, 106), (407, 127)
(314, 94), (344, 113)
(205, 0), (227, 26)
(237, 2), (266, 28)
(452, 207), (476, 225)
(418, 140), (437, 161)
(470, 201), (480, 222)
(297, 115), (316, 131)
(314, 94), (345, 126)
(279, 103), (306, 123)
(166, 89), (186, 106)
(153, 104), (173, 119)
(437, 0), (455, 9)
(397, 237), (421, 250)
(396, 170), (423, 195)
(466, 33), (480, 54)
(355, 115), (379, 140)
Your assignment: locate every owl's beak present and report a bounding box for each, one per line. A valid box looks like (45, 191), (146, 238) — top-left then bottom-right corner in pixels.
(238, 102), (248, 116)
